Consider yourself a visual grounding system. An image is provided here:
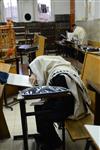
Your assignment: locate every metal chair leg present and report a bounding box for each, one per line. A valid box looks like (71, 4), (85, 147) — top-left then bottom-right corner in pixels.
(85, 139), (91, 150)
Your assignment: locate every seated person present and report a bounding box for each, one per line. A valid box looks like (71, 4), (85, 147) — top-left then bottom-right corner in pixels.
(29, 55), (90, 150)
(72, 24), (88, 45)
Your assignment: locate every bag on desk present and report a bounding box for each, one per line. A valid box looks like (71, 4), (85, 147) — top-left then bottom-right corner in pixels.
(21, 86), (68, 99)
(0, 71), (9, 84)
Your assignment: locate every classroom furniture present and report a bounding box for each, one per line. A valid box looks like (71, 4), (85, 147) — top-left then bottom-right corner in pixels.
(84, 125), (100, 150)
(87, 80), (100, 125)
(0, 24), (19, 75)
(0, 25), (19, 103)
(81, 52), (100, 114)
(33, 34), (47, 57)
(55, 40), (67, 56)
(0, 64), (19, 110)
(81, 52), (100, 85)
(16, 34), (46, 64)
(13, 20), (70, 52)
(13, 26), (40, 45)
(17, 44), (38, 64)
(0, 56), (20, 110)
(13, 26), (26, 44)
(55, 37), (85, 63)
(16, 86), (70, 150)
(65, 52), (100, 149)
(0, 62), (11, 139)
(0, 25), (16, 60)
(83, 80), (100, 150)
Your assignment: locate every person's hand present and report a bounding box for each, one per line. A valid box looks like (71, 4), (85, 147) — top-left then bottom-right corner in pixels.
(29, 74), (37, 86)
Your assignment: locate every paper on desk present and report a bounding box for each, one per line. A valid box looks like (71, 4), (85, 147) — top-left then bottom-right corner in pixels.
(7, 73), (33, 87)
(67, 32), (73, 41)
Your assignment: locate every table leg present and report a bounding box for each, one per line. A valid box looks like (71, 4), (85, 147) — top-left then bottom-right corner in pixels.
(19, 99), (29, 150)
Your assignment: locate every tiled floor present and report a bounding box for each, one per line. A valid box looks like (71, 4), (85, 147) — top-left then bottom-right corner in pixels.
(0, 99), (37, 150)
(0, 97), (92, 150)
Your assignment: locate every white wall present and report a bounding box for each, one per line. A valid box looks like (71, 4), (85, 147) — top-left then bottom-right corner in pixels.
(51, 0), (70, 21)
(75, 0), (100, 43)
(0, 0), (5, 22)
(75, 0), (100, 21)
(76, 20), (100, 43)
(17, 0), (70, 22)
(18, 0), (35, 22)
(94, 1), (100, 19)
(51, 0), (70, 14)
(75, 0), (86, 21)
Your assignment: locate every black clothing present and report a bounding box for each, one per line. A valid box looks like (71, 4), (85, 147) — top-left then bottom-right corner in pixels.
(0, 71), (9, 84)
(34, 74), (75, 149)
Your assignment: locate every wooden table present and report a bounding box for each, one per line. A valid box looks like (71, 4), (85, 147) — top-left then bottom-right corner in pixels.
(0, 62), (11, 139)
(84, 125), (100, 150)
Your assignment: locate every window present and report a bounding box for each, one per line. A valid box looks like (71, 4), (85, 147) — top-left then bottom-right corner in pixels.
(3, 0), (18, 21)
(37, 0), (51, 21)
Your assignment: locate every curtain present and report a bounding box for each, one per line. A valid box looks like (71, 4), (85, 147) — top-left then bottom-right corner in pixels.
(2, 0), (18, 22)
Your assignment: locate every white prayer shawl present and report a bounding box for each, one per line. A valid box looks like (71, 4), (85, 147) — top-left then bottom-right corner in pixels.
(29, 55), (71, 86)
(29, 55), (91, 120)
(73, 26), (88, 45)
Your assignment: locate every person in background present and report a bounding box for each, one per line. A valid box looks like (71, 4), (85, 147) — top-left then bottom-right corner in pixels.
(29, 55), (90, 150)
(72, 24), (88, 45)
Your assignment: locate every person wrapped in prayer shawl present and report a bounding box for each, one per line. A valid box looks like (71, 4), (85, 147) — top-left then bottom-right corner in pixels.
(29, 55), (90, 150)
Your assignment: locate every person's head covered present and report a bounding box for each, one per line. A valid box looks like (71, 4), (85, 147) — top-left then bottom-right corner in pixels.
(72, 24), (77, 31)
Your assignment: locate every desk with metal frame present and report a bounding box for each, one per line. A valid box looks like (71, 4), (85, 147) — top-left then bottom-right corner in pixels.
(16, 86), (69, 150)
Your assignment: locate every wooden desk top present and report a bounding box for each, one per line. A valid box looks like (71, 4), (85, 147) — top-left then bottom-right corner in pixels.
(0, 62), (11, 98)
(84, 125), (100, 150)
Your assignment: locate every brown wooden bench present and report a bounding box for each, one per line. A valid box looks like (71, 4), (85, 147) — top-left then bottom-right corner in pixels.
(65, 114), (94, 141)
(64, 52), (100, 150)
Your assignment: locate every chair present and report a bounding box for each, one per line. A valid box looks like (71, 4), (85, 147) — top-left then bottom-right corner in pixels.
(65, 52), (100, 150)
(16, 44), (37, 64)
(25, 34), (46, 75)
(33, 34), (47, 57)
(17, 86), (70, 150)
(1, 56), (20, 110)
(84, 80), (100, 150)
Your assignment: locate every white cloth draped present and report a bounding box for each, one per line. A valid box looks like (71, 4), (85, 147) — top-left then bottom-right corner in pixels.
(29, 55), (91, 120)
